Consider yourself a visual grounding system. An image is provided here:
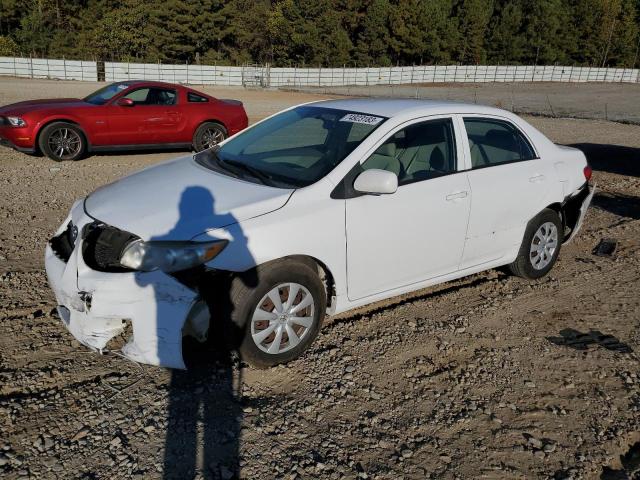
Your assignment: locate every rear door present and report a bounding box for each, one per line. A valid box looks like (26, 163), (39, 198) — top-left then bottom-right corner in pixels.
(459, 116), (555, 269)
(107, 87), (182, 145)
(345, 116), (471, 300)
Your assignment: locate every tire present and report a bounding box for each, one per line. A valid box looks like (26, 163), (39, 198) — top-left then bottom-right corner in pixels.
(216, 259), (326, 368)
(509, 208), (563, 279)
(38, 122), (86, 162)
(193, 122), (227, 152)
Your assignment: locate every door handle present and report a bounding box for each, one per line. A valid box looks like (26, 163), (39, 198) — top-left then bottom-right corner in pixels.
(529, 174), (546, 183)
(446, 191), (468, 201)
(166, 110), (179, 116)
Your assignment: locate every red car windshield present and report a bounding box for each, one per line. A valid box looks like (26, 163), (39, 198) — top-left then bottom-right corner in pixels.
(84, 82), (135, 105)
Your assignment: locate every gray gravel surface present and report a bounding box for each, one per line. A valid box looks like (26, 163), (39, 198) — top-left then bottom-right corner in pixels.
(0, 78), (639, 479)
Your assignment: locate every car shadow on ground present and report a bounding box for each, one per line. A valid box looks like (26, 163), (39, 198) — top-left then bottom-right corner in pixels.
(87, 146), (193, 158)
(592, 191), (640, 220)
(546, 328), (633, 353)
(568, 143), (640, 178)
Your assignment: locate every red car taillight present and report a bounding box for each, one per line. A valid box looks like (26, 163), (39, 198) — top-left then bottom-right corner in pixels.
(583, 165), (593, 182)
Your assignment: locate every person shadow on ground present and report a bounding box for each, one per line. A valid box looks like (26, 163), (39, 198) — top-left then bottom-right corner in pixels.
(134, 185), (258, 479)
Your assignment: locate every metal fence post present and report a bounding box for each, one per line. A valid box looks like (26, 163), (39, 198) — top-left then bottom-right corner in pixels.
(63, 56), (66, 80)
(30, 55), (33, 79)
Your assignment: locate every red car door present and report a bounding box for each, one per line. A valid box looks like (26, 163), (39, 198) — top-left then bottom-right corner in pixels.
(107, 87), (183, 145)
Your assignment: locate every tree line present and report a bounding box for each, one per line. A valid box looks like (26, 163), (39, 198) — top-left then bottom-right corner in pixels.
(1, 0), (639, 68)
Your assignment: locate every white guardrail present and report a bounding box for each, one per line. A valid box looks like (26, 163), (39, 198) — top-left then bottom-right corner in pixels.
(0, 56), (98, 81)
(1, 57), (638, 86)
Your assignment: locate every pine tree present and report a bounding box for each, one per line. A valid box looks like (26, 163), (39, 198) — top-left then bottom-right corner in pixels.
(454, 0), (493, 64)
(487, 0), (525, 63)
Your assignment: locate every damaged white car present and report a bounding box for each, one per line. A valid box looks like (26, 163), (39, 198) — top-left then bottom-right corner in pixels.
(45, 99), (594, 369)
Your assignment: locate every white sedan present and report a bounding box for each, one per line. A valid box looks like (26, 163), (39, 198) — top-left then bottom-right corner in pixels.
(45, 99), (594, 369)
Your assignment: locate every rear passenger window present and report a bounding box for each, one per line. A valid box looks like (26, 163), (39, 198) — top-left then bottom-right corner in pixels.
(361, 118), (457, 186)
(463, 118), (536, 168)
(188, 92), (208, 103)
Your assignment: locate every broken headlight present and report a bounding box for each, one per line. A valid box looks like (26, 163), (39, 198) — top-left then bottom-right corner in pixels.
(119, 239), (228, 273)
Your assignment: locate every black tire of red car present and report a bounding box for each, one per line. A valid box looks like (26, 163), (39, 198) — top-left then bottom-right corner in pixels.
(38, 122), (86, 162)
(193, 122), (228, 152)
(509, 208), (563, 280)
(216, 259), (326, 369)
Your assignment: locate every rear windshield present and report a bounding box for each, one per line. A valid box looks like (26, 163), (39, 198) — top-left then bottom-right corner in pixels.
(195, 106), (386, 188)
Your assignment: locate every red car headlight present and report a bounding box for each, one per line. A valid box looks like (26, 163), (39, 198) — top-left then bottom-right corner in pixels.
(6, 116), (27, 127)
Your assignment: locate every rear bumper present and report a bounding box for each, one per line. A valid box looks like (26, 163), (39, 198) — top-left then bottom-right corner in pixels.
(563, 182), (595, 243)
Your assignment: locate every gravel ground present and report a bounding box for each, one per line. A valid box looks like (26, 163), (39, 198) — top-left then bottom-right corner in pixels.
(1, 78), (639, 480)
(295, 82), (640, 124)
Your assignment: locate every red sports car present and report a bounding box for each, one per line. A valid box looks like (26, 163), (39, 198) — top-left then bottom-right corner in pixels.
(0, 81), (248, 161)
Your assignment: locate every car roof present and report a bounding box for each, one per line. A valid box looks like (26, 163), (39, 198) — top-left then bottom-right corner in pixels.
(309, 98), (511, 118)
(115, 80), (187, 90)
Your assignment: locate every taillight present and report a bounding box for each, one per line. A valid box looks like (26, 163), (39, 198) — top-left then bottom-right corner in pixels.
(583, 165), (592, 182)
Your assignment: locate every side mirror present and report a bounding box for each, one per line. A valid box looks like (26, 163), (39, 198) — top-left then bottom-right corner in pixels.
(353, 169), (398, 195)
(116, 97), (134, 107)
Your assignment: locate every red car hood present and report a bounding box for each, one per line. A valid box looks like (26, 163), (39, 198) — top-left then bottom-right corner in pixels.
(0, 98), (86, 116)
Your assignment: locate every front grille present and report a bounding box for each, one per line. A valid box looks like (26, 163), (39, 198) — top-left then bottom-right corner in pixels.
(82, 222), (140, 272)
(49, 222), (78, 262)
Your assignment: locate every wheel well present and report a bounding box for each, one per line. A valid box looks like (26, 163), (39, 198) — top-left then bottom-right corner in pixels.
(199, 119), (227, 130)
(545, 202), (564, 225)
(240, 255), (336, 313)
(35, 119), (89, 153)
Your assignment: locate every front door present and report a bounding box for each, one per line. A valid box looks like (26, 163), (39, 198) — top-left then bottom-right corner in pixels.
(107, 87), (182, 145)
(345, 117), (471, 301)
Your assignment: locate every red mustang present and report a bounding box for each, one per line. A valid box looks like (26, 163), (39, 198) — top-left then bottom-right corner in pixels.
(0, 81), (248, 161)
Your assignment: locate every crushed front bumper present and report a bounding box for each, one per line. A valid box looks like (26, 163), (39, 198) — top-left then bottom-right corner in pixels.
(44, 202), (206, 369)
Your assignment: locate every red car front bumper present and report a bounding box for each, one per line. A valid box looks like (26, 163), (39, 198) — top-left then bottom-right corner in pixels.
(0, 125), (37, 154)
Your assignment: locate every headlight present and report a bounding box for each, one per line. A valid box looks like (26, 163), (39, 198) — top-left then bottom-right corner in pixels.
(119, 239), (228, 272)
(6, 116), (26, 127)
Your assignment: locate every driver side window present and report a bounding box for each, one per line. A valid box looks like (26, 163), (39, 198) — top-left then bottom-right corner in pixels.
(123, 87), (177, 106)
(361, 118), (457, 186)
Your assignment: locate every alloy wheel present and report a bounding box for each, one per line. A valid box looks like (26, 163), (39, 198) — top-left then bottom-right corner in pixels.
(48, 128), (82, 160)
(200, 127), (225, 150)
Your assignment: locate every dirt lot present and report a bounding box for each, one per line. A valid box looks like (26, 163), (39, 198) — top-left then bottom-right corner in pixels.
(0, 78), (639, 480)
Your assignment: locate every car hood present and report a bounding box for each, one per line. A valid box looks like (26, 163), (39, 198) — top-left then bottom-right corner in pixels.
(84, 156), (294, 240)
(0, 98), (86, 115)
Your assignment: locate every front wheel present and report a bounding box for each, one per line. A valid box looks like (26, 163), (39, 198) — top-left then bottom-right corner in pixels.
(38, 122), (86, 161)
(224, 260), (326, 368)
(509, 208), (563, 279)
(193, 122), (227, 152)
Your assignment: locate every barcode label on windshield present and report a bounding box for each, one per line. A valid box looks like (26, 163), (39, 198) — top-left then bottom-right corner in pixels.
(340, 113), (383, 125)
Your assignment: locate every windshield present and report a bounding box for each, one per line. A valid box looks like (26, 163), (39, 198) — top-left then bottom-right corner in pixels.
(84, 82), (132, 105)
(195, 106), (387, 188)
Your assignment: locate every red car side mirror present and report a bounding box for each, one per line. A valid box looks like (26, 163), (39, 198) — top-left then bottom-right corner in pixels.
(116, 98), (134, 107)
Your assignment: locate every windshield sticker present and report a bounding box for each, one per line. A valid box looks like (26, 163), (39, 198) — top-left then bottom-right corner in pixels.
(340, 113), (383, 125)
(117, 84), (128, 90)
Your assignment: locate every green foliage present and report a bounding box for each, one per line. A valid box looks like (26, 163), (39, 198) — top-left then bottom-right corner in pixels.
(0, 36), (19, 56)
(2, 0), (639, 66)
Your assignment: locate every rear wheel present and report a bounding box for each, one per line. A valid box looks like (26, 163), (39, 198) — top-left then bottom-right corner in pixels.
(193, 122), (227, 152)
(38, 122), (85, 162)
(509, 209), (562, 279)
(224, 260), (326, 368)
